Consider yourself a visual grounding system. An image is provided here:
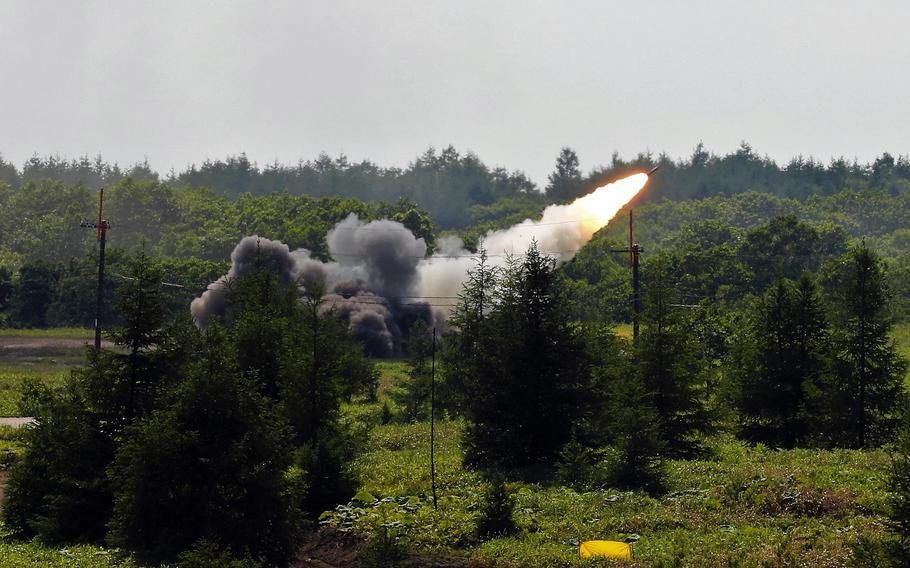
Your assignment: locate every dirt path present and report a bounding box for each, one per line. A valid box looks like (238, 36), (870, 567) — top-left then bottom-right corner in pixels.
(0, 417), (34, 427)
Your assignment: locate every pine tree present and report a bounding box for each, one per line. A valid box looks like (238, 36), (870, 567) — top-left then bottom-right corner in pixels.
(109, 249), (167, 423)
(389, 319), (434, 422)
(824, 244), (907, 448)
(737, 275), (829, 447)
(439, 248), (498, 416)
(2, 253), (171, 542)
(545, 147), (583, 201)
(607, 368), (666, 494)
(226, 257), (298, 399)
(280, 280), (366, 516)
(635, 256), (709, 457)
(107, 325), (299, 566)
(453, 242), (592, 472)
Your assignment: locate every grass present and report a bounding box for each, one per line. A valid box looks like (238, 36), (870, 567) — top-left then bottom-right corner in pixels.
(325, 420), (890, 567)
(894, 323), (910, 373)
(613, 323), (633, 341)
(0, 328), (94, 339)
(0, 368), (67, 416)
(0, 541), (136, 568)
(374, 359), (412, 396)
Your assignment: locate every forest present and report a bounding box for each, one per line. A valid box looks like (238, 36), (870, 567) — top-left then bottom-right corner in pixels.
(1, 144), (910, 567)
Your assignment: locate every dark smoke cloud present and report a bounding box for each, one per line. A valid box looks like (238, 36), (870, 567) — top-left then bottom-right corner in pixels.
(190, 236), (310, 327)
(191, 214), (440, 358)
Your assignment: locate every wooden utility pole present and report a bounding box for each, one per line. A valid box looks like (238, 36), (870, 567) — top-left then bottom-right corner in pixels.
(81, 188), (110, 350)
(610, 209), (643, 342)
(430, 327), (438, 510)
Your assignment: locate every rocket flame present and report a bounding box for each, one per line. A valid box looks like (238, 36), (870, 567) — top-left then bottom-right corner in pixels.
(568, 172), (649, 236)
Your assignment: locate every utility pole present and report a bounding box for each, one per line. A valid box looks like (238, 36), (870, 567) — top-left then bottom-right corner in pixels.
(81, 188), (110, 350)
(430, 327), (438, 510)
(610, 209), (643, 342)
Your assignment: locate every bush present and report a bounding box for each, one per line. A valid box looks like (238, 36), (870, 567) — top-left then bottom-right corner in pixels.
(359, 526), (407, 568)
(294, 434), (357, 518)
(380, 401), (394, 425)
(177, 539), (264, 568)
(475, 475), (518, 540)
(2, 382), (114, 542)
(555, 438), (601, 490)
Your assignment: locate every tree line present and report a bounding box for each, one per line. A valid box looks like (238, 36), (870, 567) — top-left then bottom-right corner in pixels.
(3, 143), (909, 231)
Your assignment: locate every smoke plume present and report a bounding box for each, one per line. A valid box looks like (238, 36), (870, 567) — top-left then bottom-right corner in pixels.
(191, 172), (648, 357)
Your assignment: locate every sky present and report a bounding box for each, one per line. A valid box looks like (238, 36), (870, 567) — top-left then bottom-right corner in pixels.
(1, 0), (908, 186)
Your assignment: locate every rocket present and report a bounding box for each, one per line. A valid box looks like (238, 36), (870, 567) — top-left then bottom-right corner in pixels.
(647, 166), (660, 176)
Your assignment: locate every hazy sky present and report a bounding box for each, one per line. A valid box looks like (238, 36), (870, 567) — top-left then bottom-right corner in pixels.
(1, 0), (908, 185)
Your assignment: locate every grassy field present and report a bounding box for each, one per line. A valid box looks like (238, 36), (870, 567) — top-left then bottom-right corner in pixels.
(0, 540), (136, 568)
(894, 323), (910, 368)
(322, 418), (890, 567)
(0, 328), (94, 339)
(0, 336), (86, 416)
(0, 326), (908, 566)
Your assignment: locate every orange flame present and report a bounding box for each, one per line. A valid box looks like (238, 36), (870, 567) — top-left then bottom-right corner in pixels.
(567, 172), (648, 237)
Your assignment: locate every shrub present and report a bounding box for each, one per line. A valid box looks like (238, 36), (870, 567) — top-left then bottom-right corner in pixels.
(177, 539), (264, 568)
(2, 382), (114, 542)
(475, 475), (518, 540)
(359, 526), (407, 568)
(555, 438), (600, 490)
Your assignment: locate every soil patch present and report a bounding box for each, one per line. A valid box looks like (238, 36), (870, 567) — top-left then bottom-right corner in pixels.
(293, 527), (489, 568)
(0, 417), (34, 427)
(294, 527), (368, 568)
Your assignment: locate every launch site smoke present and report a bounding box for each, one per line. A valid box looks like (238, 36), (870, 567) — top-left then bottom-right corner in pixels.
(191, 172), (651, 357)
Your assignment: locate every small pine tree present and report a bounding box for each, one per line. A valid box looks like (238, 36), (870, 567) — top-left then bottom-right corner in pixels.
(440, 248), (498, 416)
(545, 147), (583, 201)
(359, 526), (407, 568)
(606, 365), (666, 494)
(886, 422), (910, 565)
(737, 275), (829, 447)
(389, 319), (433, 422)
(109, 249), (168, 423)
(635, 256), (709, 457)
(851, 419), (910, 567)
(455, 243), (593, 471)
(555, 438), (598, 490)
(822, 244), (907, 448)
(475, 475), (518, 540)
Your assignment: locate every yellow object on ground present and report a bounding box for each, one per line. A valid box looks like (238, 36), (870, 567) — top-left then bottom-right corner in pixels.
(579, 540), (633, 559)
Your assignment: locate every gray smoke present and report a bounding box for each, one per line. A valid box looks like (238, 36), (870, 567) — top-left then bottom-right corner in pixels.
(190, 214), (442, 358)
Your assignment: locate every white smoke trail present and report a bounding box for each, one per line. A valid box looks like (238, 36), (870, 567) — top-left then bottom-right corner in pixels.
(417, 172), (648, 301)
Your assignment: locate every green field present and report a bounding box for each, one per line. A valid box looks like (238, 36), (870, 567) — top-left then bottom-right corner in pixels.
(0, 328), (94, 339)
(322, 419), (889, 567)
(0, 326), (908, 566)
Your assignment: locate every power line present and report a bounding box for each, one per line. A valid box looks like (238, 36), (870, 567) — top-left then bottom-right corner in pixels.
(326, 216), (612, 232)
